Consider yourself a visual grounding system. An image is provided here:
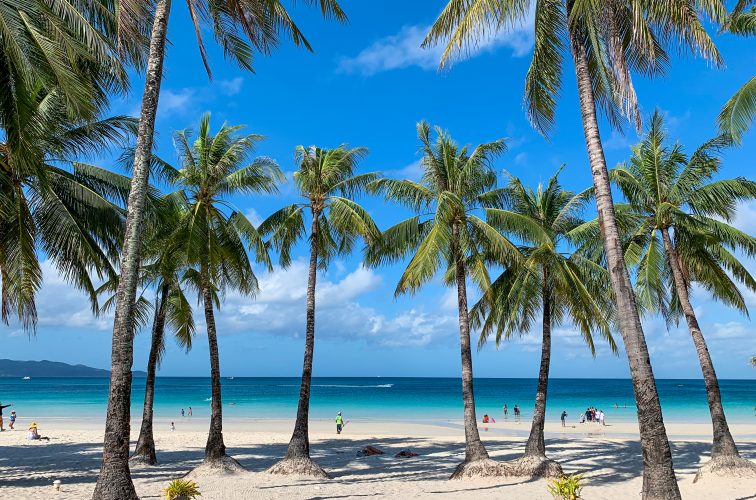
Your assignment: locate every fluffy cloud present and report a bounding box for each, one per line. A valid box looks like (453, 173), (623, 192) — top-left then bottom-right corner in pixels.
(337, 15), (534, 76)
(217, 77), (244, 96)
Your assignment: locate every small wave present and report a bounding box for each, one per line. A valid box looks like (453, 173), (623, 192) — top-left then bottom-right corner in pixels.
(204, 398), (211, 401)
(276, 383), (394, 388)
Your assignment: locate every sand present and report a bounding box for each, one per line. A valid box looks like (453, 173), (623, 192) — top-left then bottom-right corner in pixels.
(1, 417), (754, 499)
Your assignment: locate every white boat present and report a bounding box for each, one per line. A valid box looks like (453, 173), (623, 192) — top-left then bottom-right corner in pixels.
(22, 376), (31, 380)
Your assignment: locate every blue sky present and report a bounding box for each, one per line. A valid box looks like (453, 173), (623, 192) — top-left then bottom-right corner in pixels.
(4, 1), (756, 379)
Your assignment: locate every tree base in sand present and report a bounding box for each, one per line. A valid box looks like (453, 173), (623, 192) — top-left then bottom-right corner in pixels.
(694, 455), (756, 483)
(266, 457), (331, 478)
(129, 453), (157, 467)
(450, 459), (511, 479)
(186, 455), (245, 478)
(501, 455), (563, 478)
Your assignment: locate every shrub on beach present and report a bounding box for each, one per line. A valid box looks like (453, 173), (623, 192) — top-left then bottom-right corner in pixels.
(547, 473), (584, 500)
(164, 479), (201, 500)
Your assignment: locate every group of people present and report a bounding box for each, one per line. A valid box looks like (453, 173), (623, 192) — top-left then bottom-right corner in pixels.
(0, 401), (50, 441)
(0, 401), (15, 431)
(180, 407), (193, 417)
(501, 404), (521, 421)
(580, 407), (606, 425)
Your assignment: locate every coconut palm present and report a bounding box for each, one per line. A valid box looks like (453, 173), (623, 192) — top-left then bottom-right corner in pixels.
(718, 1), (756, 143)
(367, 122), (517, 478)
(610, 110), (756, 479)
(97, 2), (346, 496)
(164, 114), (280, 470)
(471, 169), (616, 478)
(261, 144), (379, 477)
(423, 2), (725, 497)
(0, 85), (136, 331)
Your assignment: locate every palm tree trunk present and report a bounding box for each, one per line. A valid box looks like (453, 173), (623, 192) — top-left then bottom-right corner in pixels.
(286, 210), (320, 459)
(569, 36), (680, 500)
(452, 222), (488, 464)
(660, 228), (740, 458)
(524, 279), (551, 457)
(93, 1), (171, 497)
(202, 277), (226, 461)
(132, 284), (170, 464)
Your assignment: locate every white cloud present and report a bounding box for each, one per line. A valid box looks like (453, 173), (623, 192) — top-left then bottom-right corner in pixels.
(337, 15), (534, 76)
(603, 130), (632, 151)
(387, 159), (424, 181)
(709, 321), (749, 340)
(733, 202), (756, 234)
(217, 77), (243, 96)
(160, 88), (195, 114)
(513, 152), (528, 165)
(244, 207), (263, 226)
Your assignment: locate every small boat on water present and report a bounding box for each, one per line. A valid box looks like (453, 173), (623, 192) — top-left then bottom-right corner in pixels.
(22, 376), (31, 380)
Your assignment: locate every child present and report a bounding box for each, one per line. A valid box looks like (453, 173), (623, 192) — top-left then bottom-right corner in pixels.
(9, 411), (16, 430)
(170, 422), (175, 431)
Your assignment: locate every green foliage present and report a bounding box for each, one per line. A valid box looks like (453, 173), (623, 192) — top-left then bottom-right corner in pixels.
(472, 169), (616, 355)
(164, 479), (201, 500)
(611, 110), (756, 324)
(423, 0), (723, 135)
(547, 473), (585, 500)
(260, 144), (379, 270)
(0, 86), (136, 332)
(367, 121), (514, 297)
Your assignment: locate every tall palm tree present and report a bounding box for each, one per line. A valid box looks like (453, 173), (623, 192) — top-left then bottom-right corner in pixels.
(96, 2), (346, 497)
(0, 86), (136, 331)
(471, 169), (616, 478)
(423, 2), (724, 497)
(166, 114), (280, 470)
(367, 122), (517, 478)
(718, 1), (755, 143)
(610, 111), (756, 479)
(261, 145), (379, 477)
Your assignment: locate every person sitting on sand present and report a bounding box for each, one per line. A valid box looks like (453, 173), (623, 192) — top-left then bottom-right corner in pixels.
(27, 422), (49, 441)
(336, 412), (344, 434)
(482, 414), (490, 423)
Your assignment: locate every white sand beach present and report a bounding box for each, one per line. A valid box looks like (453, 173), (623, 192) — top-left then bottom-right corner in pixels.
(1, 418), (754, 499)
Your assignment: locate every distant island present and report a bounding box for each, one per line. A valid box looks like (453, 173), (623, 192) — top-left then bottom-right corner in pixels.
(0, 359), (146, 378)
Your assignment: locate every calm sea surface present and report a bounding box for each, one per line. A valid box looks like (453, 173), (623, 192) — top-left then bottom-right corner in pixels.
(0, 377), (754, 424)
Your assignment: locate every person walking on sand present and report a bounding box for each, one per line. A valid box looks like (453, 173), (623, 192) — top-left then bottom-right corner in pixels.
(561, 410), (568, 427)
(0, 401), (12, 431)
(336, 411), (344, 434)
(599, 410), (606, 426)
(9, 411), (16, 430)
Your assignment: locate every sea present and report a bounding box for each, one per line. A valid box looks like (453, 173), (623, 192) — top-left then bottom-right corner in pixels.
(0, 377), (754, 425)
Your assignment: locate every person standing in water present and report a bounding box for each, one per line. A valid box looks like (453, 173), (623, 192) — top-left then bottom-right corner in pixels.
(502, 404), (508, 419)
(188, 407), (192, 417)
(336, 412), (344, 434)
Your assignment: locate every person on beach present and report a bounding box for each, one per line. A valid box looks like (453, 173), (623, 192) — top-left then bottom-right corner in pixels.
(27, 422), (49, 441)
(181, 408), (185, 417)
(599, 410), (606, 426)
(9, 411), (16, 430)
(561, 410), (567, 427)
(482, 414), (490, 424)
(513, 404), (520, 422)
(188, 407), (192, 417)
(0, 401), (12, 431)
(171, 422), (175, 431)
(336, 412), (344, 434)
(503, 404), (508, 418)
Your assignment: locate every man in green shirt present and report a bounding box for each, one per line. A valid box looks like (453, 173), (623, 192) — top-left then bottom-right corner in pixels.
(336, 412), (344, 434)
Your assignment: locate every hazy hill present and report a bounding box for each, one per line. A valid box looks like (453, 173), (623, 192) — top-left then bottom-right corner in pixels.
(0, 359), (146, 377)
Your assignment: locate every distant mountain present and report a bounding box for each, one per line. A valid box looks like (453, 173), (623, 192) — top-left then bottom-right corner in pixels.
(0, 359), (146, 378)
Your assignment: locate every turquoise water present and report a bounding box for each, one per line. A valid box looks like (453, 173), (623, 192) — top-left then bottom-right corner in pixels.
(0, 377), (754, 424)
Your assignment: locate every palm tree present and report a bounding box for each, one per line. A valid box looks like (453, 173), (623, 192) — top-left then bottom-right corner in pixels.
(471, 169), (616, 478)
(610, 111), (756, 479)
(367, 122), (517, 478)
(0, 86), (136, 331)
(423, 3), (725, 497)
(718, 1), (755, 143)
(96, 2), (346, 496)
(165, 113), (280, 470)
(261, 145), (379, 477)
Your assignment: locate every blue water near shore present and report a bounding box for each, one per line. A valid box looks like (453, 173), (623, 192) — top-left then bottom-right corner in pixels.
(0, 377), (754, 424)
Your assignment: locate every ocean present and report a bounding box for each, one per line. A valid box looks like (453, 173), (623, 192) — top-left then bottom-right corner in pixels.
(0, 377), (754, 424)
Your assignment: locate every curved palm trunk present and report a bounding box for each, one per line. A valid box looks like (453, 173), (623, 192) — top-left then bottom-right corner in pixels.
(452, 223), (488, 465)
(202, 279), (226, 461)
(570, 36), (680, 500)
(524, 281), (551, 457)
(660, 229), (740, 459)
(132, 284), (170, 464)
(285, 211), (320, 459)
(93, 1), (171, 497)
